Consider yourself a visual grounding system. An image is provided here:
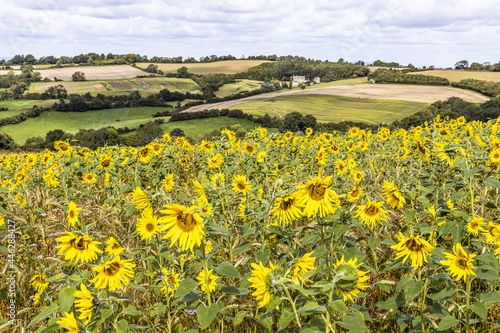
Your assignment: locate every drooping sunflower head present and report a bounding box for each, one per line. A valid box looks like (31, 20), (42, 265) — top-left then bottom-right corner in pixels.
(356, 199), (387, 228)
(130, 187), (153, 215)
(333, 256), (369, 302)
(292, 252), (316, 285)
(31, 274), (49, 293)
(73, 283), (95, 324)
(56, 311), (84, 333)
(232, 174), (252, 195)
(160, 268), (181, 295)
(391, 233), (435, 268)
(271, 193), (303, 225)
(105, 236), (125, 256)
(197, 269), (219, 294)
(56, 231), (102, 264)
(248, 262), (281, 308)
(160, 204), (205, 251)
(483, 222), (500, 243)
(90, 256), (136, 291)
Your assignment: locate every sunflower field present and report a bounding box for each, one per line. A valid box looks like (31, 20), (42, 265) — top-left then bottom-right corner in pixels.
(3, 115), (500, 332)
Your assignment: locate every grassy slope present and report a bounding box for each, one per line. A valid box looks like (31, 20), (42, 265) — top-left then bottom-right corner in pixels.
(215, 80), (262, 97)
(2, 105), (262, 144)
(236, 94), (428, 124)
(0, 100), (57, 118)
(135, 60), (271, 74)
(410, 70), (500, 82)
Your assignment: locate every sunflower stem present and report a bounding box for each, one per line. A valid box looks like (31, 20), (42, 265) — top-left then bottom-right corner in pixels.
(217, 191), (233, 262)
(201, 242), (212, 306)
(281, 283), (302, 329)
(466, 275), (471, 333)
(370, 225), (379, 272)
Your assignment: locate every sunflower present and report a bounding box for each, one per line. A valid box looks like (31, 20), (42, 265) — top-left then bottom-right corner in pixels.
(56, 312), (82, 333)
(466, 217), (485, 237)
(82, 172), (96, 185)
(356, 199), (387, 228)
(98, 155), (114, 171)
(74, 283), (94, 324)
(441, 243), (476, 282)
(105, 237), (125, 256)
(334, 159), (348, 176)
(160, 268), (181, 295)
(350, 170), (364, 184)
(412, 139), (430, 162)
(163, 173), (175, 191)
(292, 252), (316, 285)
(489, 149), (500, 164)
(54, 141), (72, 156)
(197, 269), (219, 294)
(256, 150), (267, 163)
(347, 186), (364, 202)
(333, 256), (370, 302)
(31, 274), (49, 293)
(482, 222), (500, 243)
(56, 231), (102, 264)
(295, 175), (338, 217)
(0, 215), (5, 227)
(136, 211), (164, 242)
(271, 193), (304, 225)
(160, 204), (205, 251)
(67, 202), (82, 227)
(33, 290), (44, 305)
(248, 262), (279, 308)
(90, 256), (136, 291)
(130, 187), (153, 215)
(232, 174), (252, 195)
(15, 194), (27, 206)
(382, 181), (405, 209)
(138, 146), (151, 163)
(207, 153), (224, 169)
(390, 233), (435, 268)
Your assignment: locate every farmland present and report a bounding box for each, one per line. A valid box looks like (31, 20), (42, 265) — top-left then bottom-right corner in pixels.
(28, 77), (201, 95)
(236, 94), (428, 124)
(33, 65), (146, 80)
(214, 80), (262, 97)
(135, 60), (271, 74)
(410, 69), (500, 82)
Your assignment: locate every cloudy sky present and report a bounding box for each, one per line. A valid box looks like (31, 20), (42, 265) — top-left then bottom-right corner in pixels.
(1, 0), (499, 67)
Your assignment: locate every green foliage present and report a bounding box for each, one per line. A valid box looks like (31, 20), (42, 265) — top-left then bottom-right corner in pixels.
(71, 71), (86, 82)
(137, 121), (163, 144)
(369, 69), (450, 85)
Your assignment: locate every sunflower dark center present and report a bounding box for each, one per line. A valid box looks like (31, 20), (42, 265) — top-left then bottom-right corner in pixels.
(177, 212), (195, 232)
(456, 257), (468, 270)
(406, 238), (423, 251)
(280, 198), (293, 210)
(105, 262), (120, 276)
(308, 184), (326, 200)
(146, 223), (155, 232)
(365, 205), (378, 217)
(140, 149), (149, 157)
(101, 160), (110, 167)
(71, 237), (88, 250)
(237, 182), (246, 190)
(69, 210), (75, 219)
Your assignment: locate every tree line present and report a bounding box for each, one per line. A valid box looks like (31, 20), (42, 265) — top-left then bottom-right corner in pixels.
(368, 69), (450, 85)
(451, 79), (500, 97)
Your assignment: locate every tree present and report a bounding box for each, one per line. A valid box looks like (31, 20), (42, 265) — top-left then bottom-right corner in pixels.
(170, 128), (185, 137)
(72, 71), (86, 81)
(280, 112), (303, 132)
(0, 132), (16, 150)
(260, 82), (276, 93)
(454, 60), (469, 70)
(137, 121), (163, 144)
(145, 64), (159, 73)
(176, 66), (189, 78)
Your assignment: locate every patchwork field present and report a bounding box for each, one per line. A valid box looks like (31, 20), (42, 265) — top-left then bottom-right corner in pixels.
(184, 83), (488, 115)
(136, 60), (271, 74)
(410, 70), (500, 82)
(33, 65), (146, 80)
(236, 95), (428, 124)
(28, 77), (201, 94)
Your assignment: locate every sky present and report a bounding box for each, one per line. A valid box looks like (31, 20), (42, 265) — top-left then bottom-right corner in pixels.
(1, 0), (499, 68)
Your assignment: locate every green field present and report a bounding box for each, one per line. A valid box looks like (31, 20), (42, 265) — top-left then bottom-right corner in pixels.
(136, 60), (270, 74)
(0, 100), (57, 118)
(236, 94), (428, 124)
(215, 80), (262, 97)
(410, 70), (500, 82)
(2, 105), (263, 144)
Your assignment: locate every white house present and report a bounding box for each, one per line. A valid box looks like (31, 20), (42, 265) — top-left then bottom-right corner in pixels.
(291, 75), (321, 86)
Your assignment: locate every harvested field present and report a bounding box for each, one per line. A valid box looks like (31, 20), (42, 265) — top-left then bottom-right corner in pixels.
(34, 65), (146, 80)
(183, 83), (488, 113)
(29, 81), (108, 93)
(135, 60), (270, 74)
(410, 70), (500, 82)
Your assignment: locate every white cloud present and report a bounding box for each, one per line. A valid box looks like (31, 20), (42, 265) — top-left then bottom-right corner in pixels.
(0, 0), (499, 67)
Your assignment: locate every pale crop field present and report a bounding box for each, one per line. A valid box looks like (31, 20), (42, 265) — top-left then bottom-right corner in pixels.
(135, 60), (271, 74)
(34, 65), (147, 80)
(410, 70), (500, 82)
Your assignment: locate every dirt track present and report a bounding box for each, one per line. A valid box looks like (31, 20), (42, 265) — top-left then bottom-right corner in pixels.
(182, 84), (489, 113)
